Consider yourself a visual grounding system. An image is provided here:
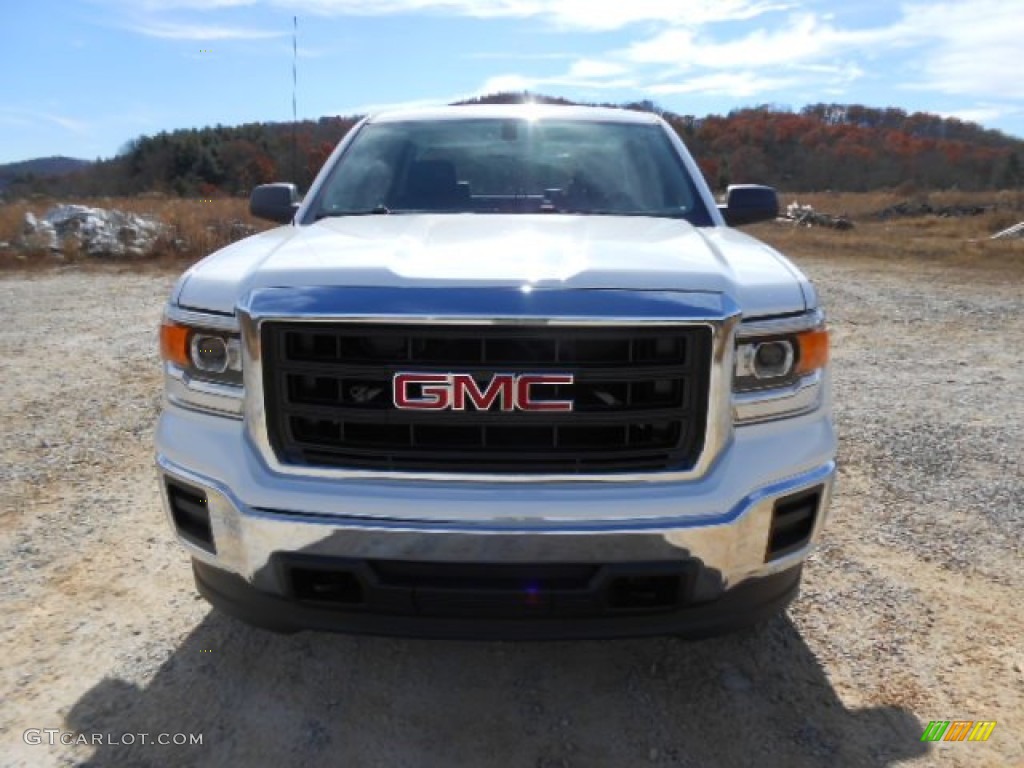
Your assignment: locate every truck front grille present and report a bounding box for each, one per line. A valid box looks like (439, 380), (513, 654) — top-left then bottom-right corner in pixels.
(261, 322), (712, 474)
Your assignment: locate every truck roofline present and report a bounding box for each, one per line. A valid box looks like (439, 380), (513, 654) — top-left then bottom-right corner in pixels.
(365, 103), (664, 124)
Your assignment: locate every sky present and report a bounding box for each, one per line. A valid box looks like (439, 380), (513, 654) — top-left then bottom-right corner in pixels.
(2, 0), (1023, 163)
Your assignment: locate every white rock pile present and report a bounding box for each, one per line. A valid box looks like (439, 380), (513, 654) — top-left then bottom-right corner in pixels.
(18, 204), (165, 258)
(990, 221), (1024, 240)
(780, 201), (854, 230)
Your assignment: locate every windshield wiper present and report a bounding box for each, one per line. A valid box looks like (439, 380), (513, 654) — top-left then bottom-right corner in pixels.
(315, 204), (391, 220)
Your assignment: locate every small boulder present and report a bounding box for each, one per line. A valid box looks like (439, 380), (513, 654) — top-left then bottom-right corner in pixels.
(18, 211), (60, 251)
(16, 204), (166, 257)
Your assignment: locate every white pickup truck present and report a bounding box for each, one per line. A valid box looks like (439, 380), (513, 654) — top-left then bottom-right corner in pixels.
(156, 104), (835, 639)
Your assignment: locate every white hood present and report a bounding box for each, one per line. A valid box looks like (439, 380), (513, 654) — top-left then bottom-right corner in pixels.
(174, 214), (811, 318)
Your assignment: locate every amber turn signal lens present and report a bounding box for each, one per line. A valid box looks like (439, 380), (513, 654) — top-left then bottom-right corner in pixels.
(795, 328), (829, 374)
(160, 321), (191, 367)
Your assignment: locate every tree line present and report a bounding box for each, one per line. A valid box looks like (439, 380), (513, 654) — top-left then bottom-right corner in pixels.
(6, 92), (1022, 198)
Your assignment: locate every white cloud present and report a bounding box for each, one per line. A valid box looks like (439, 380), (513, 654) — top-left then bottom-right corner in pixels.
(131, 0), (255, 8)
(474, 68), (640, 96)
(566, 59), (629, 79)
(897, 0), (1024, 100)
(465, 52), (578, 61)
(46, 114), (91, 133)
(622, 13), (900, 69)
(478, 0), (790, 30)
(0, 109), (90, 134)
(130, 0), (789, 31)
(128, 19), (285, 39)
(940, 107), (1010, 125)
(623, 28), (696, 65)
(103, 0), (1024, 131)
(796, 62), (865, 82)
(646, 72), (798, 98)
(515, 12), (881, 102)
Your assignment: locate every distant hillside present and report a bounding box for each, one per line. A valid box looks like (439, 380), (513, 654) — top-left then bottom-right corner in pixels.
(15, 118), (358, 199)
(0, 156), (92, 191)
(7, 94), (1023, 198)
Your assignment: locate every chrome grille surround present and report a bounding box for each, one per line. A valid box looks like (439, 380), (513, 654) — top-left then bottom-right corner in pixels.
(238, 286), (741, 484)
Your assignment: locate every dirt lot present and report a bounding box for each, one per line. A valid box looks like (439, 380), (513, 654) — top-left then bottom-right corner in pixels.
(0, 238), (1021, 767)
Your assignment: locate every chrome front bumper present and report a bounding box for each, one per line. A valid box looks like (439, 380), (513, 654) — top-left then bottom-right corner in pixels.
(156, 401), (836, 604)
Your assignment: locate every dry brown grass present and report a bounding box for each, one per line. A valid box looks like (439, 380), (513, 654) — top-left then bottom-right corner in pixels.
(1, 192), (1022, 276)
(778, 189), (1024, 219)
(752, 220), (1024, 279)
(752, 190), (1024, 276)
(0, 196), (272, 272)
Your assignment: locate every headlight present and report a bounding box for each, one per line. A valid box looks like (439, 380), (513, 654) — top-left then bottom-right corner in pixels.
(733, 316), (829, 423)
(734, 328), (829, 392)
(190, 333), (241, 374)
(735, 339), (794, 381)
(160, 320), (242, 386)
(160, 315), (245, 418)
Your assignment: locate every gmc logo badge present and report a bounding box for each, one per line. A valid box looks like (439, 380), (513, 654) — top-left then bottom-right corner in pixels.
(393, 373), (574, 412)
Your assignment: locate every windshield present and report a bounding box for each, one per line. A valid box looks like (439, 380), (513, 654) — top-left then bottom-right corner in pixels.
(311, 118), (712, 224)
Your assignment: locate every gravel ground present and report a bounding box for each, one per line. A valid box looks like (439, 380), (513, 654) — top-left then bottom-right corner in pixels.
(0, 256), (1021, 768)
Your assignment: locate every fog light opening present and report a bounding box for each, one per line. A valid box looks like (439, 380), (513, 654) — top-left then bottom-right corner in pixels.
(166, 480), (215, 553)
(766, 487), (822, 561)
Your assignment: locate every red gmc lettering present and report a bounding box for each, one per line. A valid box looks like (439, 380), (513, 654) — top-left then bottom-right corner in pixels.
(393, 373), (574, 412)
(516, 374), (574, 412)
(393, 372), (450, 409)
(451, 373), (514, 411)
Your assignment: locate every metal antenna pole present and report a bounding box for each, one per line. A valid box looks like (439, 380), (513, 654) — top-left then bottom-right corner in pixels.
(291, 16), (297, 183)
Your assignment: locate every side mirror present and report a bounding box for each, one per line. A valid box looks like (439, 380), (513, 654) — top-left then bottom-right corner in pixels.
(249, 183), (300, 224)
(718, 184), (779, 226)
